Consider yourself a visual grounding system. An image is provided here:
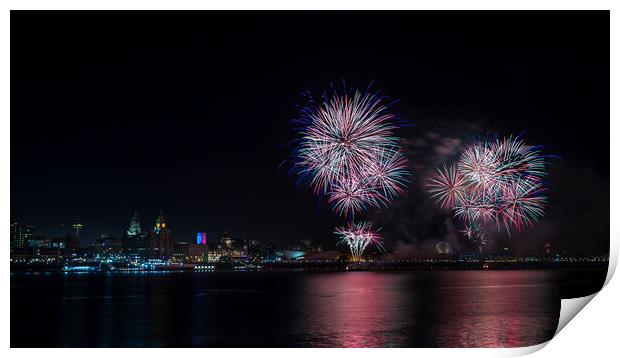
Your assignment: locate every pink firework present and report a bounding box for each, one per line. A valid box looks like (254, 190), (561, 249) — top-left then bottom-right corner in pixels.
(328, 174), (387, 218)
(499, 177), (547, 232)
(427, 135), (548, 239)
(458, 143), (498, 188)
(427, 163), (467, 209)
(292, 87), (410, 217)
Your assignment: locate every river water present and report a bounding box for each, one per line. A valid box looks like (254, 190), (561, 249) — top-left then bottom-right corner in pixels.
(10, 268), (606, 347)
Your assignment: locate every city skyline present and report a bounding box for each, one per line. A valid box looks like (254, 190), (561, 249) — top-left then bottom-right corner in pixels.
(9, 207), (607, 257)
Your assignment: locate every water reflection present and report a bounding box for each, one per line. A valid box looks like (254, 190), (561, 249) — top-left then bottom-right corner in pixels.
(432, 271), (559, 347)
(11, 270), (587, 347)
(297, 272), (412, 347)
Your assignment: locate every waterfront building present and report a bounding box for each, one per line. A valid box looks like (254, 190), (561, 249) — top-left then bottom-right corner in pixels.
(10, 246), (63, 263)
(174, 241), (208, 263)
(298, 250), (342, 262)
(49, 232), (81, 257)
(458, 250), (482, 262)
(50, 237), (66, 250)
(207, 249), (222, 263)
(432, 242), (456, 260)
(90, 236), (124, 258)
(247, 241), (277, 263)
(206, 231), (247, 263)
(123, 211), (149, 259)
(27, 235), (50, 249)
(37, 248), (62, 262)
(221, 230), (233, 249)
(280, 250), (305, 260)
(10, 222), (36, 248)
(10, 248), (33, 263)
(126, 211), (142, 236)
(434, 242), (453, 255)
(148, 210), (174, 260)
(288, 239), (323, 253)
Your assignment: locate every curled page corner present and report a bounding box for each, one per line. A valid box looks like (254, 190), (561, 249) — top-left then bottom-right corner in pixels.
(530, 246), (615, 354)
(506, 341), (550, 356)
(554, 293), (597, 337)
(506, 292), (603, 357)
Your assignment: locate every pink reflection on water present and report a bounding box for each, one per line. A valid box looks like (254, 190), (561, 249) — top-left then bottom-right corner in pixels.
(299, 272), (411, 347)
(434, 271), (556, 347)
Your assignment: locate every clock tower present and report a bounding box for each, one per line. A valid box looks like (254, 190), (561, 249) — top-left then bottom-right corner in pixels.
(149, 210), (173, 260)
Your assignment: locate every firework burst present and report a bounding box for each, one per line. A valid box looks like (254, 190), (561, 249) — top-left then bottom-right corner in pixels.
(334, 221), (384, 261)
(291, 86), (410, 217)
(427, 163), (467, 209)
(427, 135), (549, 243)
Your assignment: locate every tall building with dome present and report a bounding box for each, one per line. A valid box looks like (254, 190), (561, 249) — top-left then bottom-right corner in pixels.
(123, 211), (148, 259)
(126, 211), (142, 236)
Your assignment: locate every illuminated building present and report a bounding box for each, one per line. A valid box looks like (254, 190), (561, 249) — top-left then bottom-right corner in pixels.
(10, 248), (34, 262)
(289, 239), (323, 253)
(206, 231), (248, 263)
(458, 250), (482, 262)
(196, 232), (207, 245)
(27, 236), (50, 248)
(37, 248), (62, 262)
(49, 234), (75, 257)
(281, 250), (305, 260)
(72, 218), (83, 238)
(247, 241), (277, 263)
(91, 236), (124, 257)
(434, 242), (453, 255)
(126, 211), (142, 236)
(148, 210), (174, 260)
(298, 250), (342, 262)
(50, 237), (67, 250)
(10, 222), (36, 248)
(221, 230), (233, 248)
(123, 211), (149, 259)
(174, 241), (208, 263)
(71, 219), (83, 250)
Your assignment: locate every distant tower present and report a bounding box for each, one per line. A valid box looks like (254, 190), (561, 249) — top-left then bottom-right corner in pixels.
(66, 219), (83, 251)
(149, 210), (173, 260)
(153, 210), (168, 233)
(72, 218), (84, 239)
(221, 230), (233, 249)
(123, 211), (148, 260)
(544, 242), (551, 255)
(126, 211), (142, 237)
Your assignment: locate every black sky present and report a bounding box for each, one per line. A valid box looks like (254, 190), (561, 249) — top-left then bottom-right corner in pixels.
(11, 11), (609, 252)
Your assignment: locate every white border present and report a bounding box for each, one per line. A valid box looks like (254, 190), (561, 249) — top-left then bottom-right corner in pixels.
(1, 0), (617, 10)
(3, 2), (617, 357)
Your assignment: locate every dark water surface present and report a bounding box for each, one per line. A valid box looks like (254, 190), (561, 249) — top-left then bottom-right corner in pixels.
(11, 269), (606, 347)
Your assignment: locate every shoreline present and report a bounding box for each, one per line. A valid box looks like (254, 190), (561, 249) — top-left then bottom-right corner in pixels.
(10, 261), (609, 274)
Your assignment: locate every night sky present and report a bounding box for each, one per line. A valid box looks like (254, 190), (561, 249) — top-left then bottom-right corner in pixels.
(11, 11), (609, 254)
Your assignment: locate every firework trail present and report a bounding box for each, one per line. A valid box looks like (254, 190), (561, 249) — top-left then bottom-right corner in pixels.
(427, 135), (548, 246)
(334, 221), (384, 261)
(289, 85), (409, 260)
